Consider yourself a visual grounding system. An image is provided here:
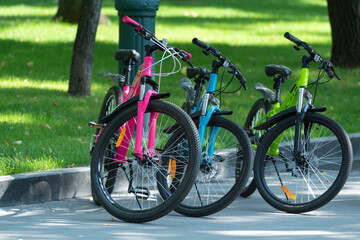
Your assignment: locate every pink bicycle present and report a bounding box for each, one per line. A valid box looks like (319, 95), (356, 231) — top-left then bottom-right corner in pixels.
(89, 16), (201, 223)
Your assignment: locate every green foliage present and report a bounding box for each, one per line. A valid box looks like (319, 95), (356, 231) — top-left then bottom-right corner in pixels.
(1, 0), (359, 175)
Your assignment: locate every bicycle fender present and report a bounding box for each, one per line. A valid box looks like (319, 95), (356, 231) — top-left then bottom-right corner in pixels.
(100, 92), (170, 124)
(253, 106), (326, 130)
(254, 83), (276, 100)
(162, 109), (232, 134)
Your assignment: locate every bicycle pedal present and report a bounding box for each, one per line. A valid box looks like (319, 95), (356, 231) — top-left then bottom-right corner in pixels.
(243, 128), (255, 137)
(130, 186), (150, 200)
(89, 122), (106, 129)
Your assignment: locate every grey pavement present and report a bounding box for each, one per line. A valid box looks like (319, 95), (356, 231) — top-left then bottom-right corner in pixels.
(1, 132), (359, 208)
(0, 170), (360, 240)
(0, 132), (359, 239)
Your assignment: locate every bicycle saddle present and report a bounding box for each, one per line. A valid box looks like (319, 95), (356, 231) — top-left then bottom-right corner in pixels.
(186, 67), (211, 81)
(114, 49), (140, 63)
(265, 64), (292, 79)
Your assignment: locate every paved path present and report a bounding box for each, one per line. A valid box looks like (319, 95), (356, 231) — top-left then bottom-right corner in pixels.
(1, 170), (360, 240)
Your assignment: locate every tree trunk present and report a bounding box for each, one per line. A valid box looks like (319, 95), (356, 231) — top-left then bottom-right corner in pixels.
(54, 0), (110, 25)
(327, 0), (360, 67)
(53, 0), (82, 23)
(68, 0), (103, 96)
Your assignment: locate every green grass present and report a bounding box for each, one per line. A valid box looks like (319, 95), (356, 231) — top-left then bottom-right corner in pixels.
(1, 0), (359, 175)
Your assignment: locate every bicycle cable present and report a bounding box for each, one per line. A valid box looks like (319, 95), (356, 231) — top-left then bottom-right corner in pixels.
(138, 38), (183, 92)
(155, 48), (182, 91)
(214, 67), (242, 108)
(308, 61), (333, 105)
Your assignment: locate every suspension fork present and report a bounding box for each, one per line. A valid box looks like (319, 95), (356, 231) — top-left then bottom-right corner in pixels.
(198, 103), (220, 164)
(135, 87), (158, 159)
(114, 87), (157, 162)
(266, 88), (306, 158)
(294, 87), (305, 160)
(114, 56), (157, 162)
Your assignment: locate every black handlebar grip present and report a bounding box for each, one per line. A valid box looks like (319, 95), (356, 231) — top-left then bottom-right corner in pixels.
(284, 32), (303, 46)
(192, 38), (210, 51)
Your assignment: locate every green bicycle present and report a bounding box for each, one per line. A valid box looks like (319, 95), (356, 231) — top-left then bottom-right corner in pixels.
(243, 32), (353, 213)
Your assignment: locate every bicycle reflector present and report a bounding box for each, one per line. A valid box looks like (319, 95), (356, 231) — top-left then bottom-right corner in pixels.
(281, 185), (296, 200)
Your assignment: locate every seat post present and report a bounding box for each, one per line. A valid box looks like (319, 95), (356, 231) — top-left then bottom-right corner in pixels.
(273, 77), (283, 104)
(123, 58), (133, 86)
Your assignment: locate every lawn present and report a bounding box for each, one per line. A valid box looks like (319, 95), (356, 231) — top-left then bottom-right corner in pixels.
(1, 0), (359, 175)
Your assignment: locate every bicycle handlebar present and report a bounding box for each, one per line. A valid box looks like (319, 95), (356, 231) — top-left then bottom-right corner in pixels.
(284, 32), (341, 80)
(173, 47), (192, 61)
(122, 16), (142, 31)
(192, 38), (210, 51)
(192, 37), (247, 90)
(284, 32), (303, 46)
(123, 15), (154, 40)
(192, 38), (222, 58)
(181, 49), (192, 60)
(123, 15), (192, 63)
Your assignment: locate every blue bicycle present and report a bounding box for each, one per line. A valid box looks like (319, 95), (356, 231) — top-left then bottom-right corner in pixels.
(167, 38), (253, 217)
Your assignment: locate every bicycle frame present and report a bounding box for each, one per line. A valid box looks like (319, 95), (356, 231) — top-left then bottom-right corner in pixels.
(113, 56), (158, 162)
(191, 72), (222, 164)
(257, 68), (309, 121)
(252, 67), (310, 156)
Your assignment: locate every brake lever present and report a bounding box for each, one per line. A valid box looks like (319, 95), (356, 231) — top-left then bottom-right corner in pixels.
(325, 61), (341, 80)
(335, 73), (342, 80)
(234, 69), (247, 90)
(202, 50), (210, 56)
(161, 38), (168, 48)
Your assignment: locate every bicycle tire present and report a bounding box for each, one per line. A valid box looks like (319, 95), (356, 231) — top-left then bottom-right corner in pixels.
(98, 86), (122, 123)
(170, 116), (253, 217)
(92, 86), (123, 206)
(254, 113), (353, 213)
(241, 98), (272, 197)
(91, 100), (201, 223)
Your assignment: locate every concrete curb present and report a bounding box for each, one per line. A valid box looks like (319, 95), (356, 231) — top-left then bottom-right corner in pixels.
(0, 133), (359, 207)
(0, 167), (91, 207)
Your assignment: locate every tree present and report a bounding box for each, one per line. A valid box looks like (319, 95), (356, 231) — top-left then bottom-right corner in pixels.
(53, 0), (82, 23)
(68, 0), (103, 96)
(54, 0), (110, 25)
(327, 0), (360, 67)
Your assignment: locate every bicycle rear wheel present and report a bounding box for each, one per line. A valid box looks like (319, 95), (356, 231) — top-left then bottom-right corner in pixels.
(171, 116), (253, 217)
(91, 100), (201, 223)
(98, 86), (123, 121)
(92, 86), (122, 206)
(241, 98), (272, 197)
(254, 113), (352, 213)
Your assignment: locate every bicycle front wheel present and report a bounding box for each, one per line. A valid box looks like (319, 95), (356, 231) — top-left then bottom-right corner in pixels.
(254, 113), (352, 213)
(174, 116), (253, 217)
(91, 100), (201, 223)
